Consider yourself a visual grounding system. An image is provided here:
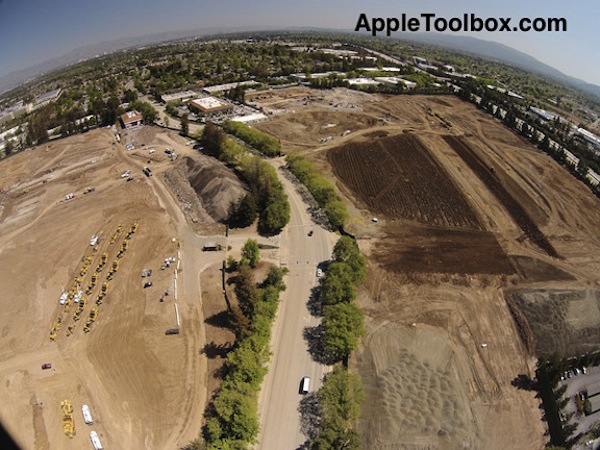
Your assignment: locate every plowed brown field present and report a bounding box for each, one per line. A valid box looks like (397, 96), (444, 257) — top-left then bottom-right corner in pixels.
(328, 134), (482, 229)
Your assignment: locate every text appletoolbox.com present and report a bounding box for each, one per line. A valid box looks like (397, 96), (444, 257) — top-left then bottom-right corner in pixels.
(355, 13), (568, 36)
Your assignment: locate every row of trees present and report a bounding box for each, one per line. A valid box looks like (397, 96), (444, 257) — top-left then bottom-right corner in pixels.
(320, 237), (366, 362)
(204, 245), (288, 449)
(304, 237), (367, 449)
(310, 367), (365, 450)
(222, 120), (282, 157)
(202, 122), (290, 234)
(286, 153), (349, 229)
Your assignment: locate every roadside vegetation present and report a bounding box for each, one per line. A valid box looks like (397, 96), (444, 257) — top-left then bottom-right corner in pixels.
(202, 243), (288, 449)
(309, 366), (365, 450)
(201, 122), (290, 235)
(286, 153), (349, 229)
(319, 236), (366, 362)
(301, 236), (367, 449)
(222, 120), (281, 157)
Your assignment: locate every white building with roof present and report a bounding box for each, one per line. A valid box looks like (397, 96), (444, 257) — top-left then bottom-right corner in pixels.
(189, 97), (233, 115)
(346, 78), (381, 87)
(161, 90), (197, 103)
(203, 81), (259, 94)
(374, 77), (417, 89)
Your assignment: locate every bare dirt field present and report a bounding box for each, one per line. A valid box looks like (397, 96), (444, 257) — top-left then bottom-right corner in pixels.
(250, 87), (600, 449)
(0, 127), (247, 449)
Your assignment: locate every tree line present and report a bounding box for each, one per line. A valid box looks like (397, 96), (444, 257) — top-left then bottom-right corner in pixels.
(286, 153), (349, 229)
(202, 243), (288, 449)
(222, 120), (282, 157)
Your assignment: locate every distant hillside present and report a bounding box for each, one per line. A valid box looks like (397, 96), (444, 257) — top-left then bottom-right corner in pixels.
(1, 27), (598, 100)
(394, 32), (600, 99)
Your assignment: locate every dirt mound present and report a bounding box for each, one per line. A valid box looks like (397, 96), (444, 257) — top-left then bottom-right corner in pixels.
(164, 155), (246, 223)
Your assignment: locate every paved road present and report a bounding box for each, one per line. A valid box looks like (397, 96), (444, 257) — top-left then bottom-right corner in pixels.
(257, 159), (338, 449)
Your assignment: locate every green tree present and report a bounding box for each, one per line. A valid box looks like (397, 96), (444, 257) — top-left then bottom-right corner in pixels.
(311, 366), (365, 450)
(228, 305), (252, 340)
(263, 265), (288, 291)
(320, 262), (357, 306)
(324, 199), (349, 229)
(241, 238), (260, 268)
(4, 140), (14, 156)
(130, 100), (158, 124)
(181, 113), (189, 136)
(228, 193), (258, 228)
(121, 89), (138, 103)
(202, 121), (225, 156)
(322, 302), (364, 361)
(332, 236), (366, 284)
(235, 264), (258, 318)
(258, 191), (290, 235)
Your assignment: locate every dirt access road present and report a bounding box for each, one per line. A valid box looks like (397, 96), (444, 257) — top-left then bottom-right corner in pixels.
(257, 159), (339, 449)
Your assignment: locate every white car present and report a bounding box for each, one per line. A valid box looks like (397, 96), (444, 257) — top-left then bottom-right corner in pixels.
(316, 268), (323, 277)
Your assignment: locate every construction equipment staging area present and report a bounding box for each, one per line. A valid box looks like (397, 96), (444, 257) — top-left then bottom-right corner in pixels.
(50, 222), (139, 341)
(45, 218), (184, 447)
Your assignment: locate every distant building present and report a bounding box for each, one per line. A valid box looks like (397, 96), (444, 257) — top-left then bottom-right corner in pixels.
(33, 88), (62, 108)
(161, 90), (197, 103)
(231, 113), (268, 124)
(202, 81), (259, 94)
(360, 67), (402, 73)
(529, 106), (565, 123)
(189, 97), (233, 115)
(120, 110), (144, 130)
(374, 77), (417, 89)
(346, 78), (381, 87)
(575, 127), (600, 150)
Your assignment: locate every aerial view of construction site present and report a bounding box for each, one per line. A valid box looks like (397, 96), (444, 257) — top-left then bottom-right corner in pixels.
(1, 8), (600, 449)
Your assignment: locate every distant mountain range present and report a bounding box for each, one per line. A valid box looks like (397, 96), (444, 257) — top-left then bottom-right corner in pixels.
(1, 26), (599, 99)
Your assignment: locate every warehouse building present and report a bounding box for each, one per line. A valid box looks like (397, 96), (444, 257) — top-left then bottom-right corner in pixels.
(189, 97), (233, 115)
(161, 90), (197, 103)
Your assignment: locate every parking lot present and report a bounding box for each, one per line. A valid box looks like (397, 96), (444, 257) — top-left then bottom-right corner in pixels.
(557, 365), (600, 449)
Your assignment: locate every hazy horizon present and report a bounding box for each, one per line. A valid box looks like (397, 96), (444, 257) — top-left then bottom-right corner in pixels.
(0, 0), (598, 87)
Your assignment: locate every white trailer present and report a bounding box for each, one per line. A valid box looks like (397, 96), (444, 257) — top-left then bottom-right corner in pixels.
(90, 431), (103, 450)
(82, 404), (93, 425)
(90, 235), (99, 246)
(59, 292), (68, 305)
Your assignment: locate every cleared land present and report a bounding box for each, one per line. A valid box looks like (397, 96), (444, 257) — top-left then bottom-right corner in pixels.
(328, 134), (482, 229)
(251, 87), (600, 449)
(0, 127), (246, 449)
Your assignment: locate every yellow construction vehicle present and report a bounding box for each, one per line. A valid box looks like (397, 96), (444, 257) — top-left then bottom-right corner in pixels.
(50, 325), (57, 341)
(61, 400), (75, 438)
(84, 307), (99, 333)
(66, 324), (75, 336)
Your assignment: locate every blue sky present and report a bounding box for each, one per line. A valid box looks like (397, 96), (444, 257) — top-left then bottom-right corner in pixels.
(0, 0), (598, 86)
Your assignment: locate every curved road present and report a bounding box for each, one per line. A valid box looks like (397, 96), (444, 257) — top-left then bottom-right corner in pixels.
(257, 159), (338, 449)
